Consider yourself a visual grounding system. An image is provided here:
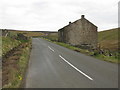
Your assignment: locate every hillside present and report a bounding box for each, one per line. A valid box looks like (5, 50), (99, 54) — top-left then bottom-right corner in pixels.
(8, 30), (45, 37)
(98, 28), (119, 51)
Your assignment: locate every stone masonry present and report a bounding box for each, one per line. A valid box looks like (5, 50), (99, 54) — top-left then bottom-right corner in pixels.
(58, 15), (98, 49)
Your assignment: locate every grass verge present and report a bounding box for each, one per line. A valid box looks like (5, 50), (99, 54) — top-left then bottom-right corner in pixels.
(0, 36), (1, 57)
(2, 36), (21, 56)
(43, 38), (119, 64)
(3, 39), (32, 88)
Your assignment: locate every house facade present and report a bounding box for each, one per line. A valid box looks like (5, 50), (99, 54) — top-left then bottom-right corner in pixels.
(58, 15), (98, 49)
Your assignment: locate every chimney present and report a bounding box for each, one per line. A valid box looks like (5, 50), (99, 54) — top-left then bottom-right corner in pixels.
(69, 22), (71, 24)
(81, 15), (85, 19)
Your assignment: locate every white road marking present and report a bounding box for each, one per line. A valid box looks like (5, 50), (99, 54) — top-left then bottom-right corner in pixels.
(48, 46), (55, 52)
(59, 55), (93, 81)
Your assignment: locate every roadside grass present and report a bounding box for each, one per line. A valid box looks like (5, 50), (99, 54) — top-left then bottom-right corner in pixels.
(43, 38), (93, 55)
(0, 37), (1, 57)
(2, 36), (21, 56)
(2, 31), (32, 88)
(0, 36), (1, 88)
(54, 41), (91, 54)
(3, 39), (32, 88)
(94, 54), (119, 63)
(43, 38), (119, 63)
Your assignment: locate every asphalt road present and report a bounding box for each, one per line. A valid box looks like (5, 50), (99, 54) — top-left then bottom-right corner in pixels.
(25, 38), (118, 88)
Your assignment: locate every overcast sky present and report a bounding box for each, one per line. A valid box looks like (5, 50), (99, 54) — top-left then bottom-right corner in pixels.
(0, 0), (119, 31)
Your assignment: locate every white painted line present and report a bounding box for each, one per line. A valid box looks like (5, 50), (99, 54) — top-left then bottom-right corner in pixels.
(48, 46), (55, 52)
(59, 55), (93, 81)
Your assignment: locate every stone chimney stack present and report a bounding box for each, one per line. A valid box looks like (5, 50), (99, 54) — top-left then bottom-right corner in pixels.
(81, 15), (85, 19)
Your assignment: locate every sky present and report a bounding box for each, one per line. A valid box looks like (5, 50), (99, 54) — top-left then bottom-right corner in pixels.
(0, 0), (119, 31)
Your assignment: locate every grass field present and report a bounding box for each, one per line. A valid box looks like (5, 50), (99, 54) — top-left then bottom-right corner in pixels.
(98, 28), (119, 51)
(45, 33), (58, 41)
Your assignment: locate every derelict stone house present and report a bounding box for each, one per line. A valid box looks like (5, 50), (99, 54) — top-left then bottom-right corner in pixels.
(58, 15), (98, 49)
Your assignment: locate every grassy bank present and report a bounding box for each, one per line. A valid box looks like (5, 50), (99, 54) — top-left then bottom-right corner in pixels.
(98, 28), (118, 51)
(2, 31), (32, 88)
(3, 39), (32, 88)
(2, 36), (21, 56)
(0, 37), (1, 57)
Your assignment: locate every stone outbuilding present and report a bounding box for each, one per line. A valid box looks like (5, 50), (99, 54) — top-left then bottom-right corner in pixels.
(58, 15), (98, 49)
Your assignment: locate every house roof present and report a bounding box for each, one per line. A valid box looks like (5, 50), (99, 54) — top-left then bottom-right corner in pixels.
(58, 15), (97, 31)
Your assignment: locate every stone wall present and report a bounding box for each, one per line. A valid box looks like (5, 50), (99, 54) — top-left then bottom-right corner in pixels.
(2, 29), (9, 37)
(17, 33), (29, 40)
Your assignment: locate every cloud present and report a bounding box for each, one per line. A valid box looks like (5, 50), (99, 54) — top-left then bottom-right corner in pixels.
(0, 0), (119, 31)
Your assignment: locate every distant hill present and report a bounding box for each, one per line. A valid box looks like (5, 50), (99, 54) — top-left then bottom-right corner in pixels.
(7, 30), (45, 37)
(98, 28), (119, 51)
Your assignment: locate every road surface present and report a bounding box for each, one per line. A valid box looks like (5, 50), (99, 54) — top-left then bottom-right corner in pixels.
(25, 38), (118, 88)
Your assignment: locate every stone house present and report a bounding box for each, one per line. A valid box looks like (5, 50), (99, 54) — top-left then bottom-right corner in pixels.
(58, 15), (98, 49)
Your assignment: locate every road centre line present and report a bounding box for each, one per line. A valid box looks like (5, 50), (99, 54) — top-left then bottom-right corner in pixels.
(48, 46), (55, 52)
(59, 55), (93, 81)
